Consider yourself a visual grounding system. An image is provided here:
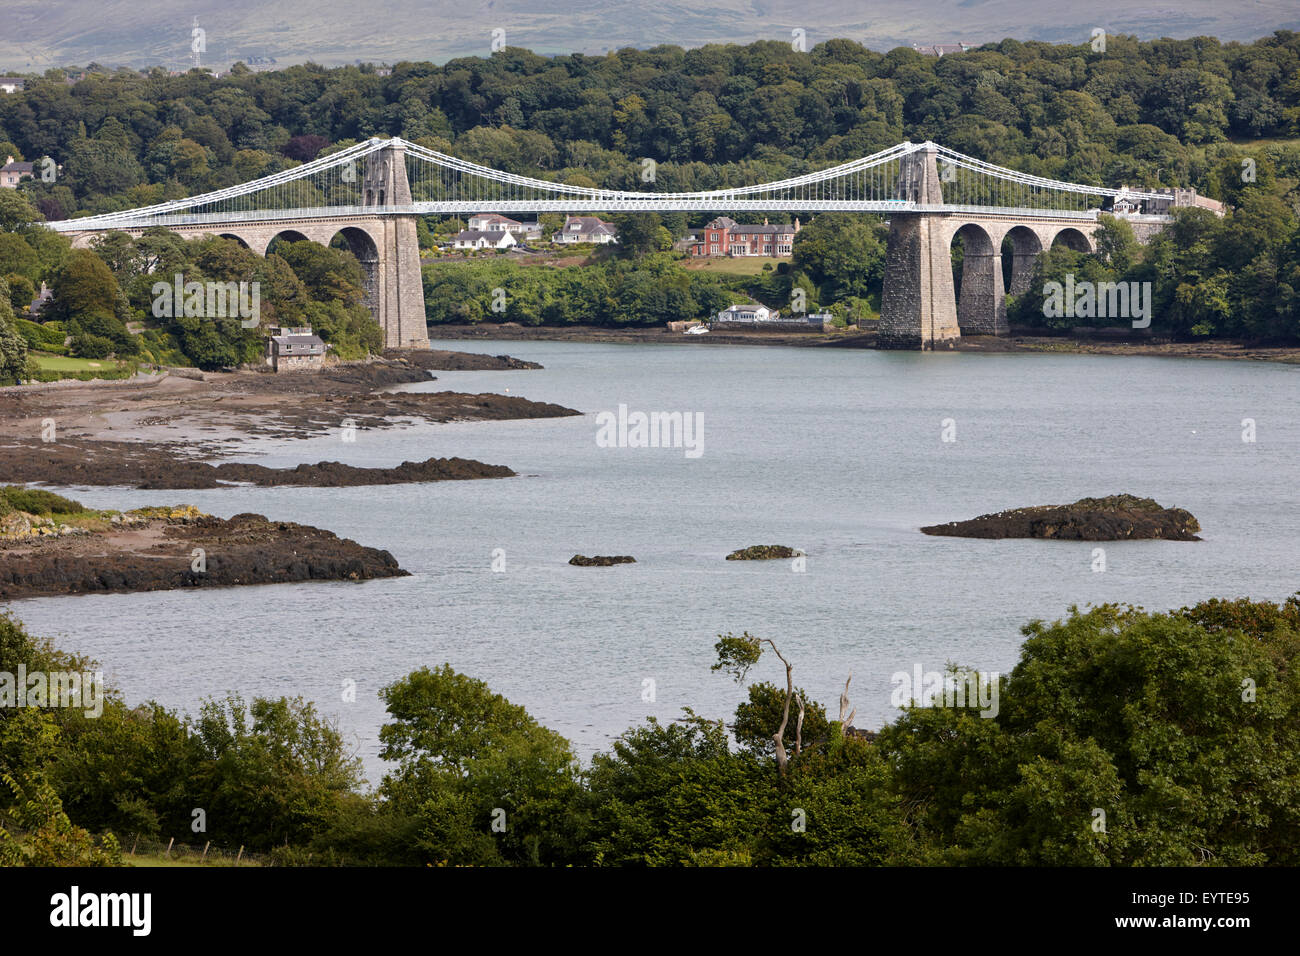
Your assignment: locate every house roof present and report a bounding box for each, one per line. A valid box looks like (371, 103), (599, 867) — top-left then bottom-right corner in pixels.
(271, 334), (325, 352)
(2, 160), (33, 174)
(28, 287), (52, 313)
(470, 213), (522, 225)
(731, 224), (795, 235)
(564, 216), (616, 234)
(705, 216), (738, 229)
(454, 229), (513, 241)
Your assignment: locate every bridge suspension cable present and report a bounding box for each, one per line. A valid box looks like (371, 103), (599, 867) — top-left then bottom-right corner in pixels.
(44, 137), (1172, 232)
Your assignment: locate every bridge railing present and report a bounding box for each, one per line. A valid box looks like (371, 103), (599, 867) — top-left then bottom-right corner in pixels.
(42, 137), (1180, 233)
(50, 202), (1162, 233)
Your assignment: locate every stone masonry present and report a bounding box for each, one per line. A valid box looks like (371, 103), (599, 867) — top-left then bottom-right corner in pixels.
(878, 145), (1112, 349)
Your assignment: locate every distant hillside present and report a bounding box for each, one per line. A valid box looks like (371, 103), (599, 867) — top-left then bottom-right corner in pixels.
(2, 0), (1298, 72)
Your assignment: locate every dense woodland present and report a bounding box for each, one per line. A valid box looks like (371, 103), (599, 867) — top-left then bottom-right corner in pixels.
(1, 32), (1300, 377)
(3, 594), (1299, 866)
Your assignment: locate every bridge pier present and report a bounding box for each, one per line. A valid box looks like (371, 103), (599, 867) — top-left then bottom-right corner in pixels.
(878, 213), (961, 349)
(1007, 251), (1037, 296)
(364, 141), (430, 350)
(956, 248), (1007, 336)
(879, 144), (960, 349)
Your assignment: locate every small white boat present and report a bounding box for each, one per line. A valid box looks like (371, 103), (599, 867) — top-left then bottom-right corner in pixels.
(685, 325), (709, 334)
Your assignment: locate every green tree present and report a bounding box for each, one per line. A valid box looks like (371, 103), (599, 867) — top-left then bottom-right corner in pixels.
(188, 695), (363, 851)
(0, 280), (29, 384)
(879, 599), (1300, 865)
(0, 773), (121, 867)
(378, 665), (582, 866)
(790, 213), (887, 303)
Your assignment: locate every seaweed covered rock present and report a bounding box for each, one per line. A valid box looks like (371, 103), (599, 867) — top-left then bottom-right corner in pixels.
(569, 554), (636, 566)
(725, 545), (801, 560)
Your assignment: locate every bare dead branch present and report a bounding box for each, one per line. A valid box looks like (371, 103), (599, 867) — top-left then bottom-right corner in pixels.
(839, 672), (854, 738)
(795, 691), (806, 755)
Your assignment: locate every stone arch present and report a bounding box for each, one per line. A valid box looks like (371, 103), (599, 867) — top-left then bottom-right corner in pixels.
(265, 229), (312, 256)
(217, 233), (251, 249)
(949, 222), (1006, 336)
(1050, 227), (1093, 253)
(330, 226), (382, 321)
(1002, 225), (1044, 296)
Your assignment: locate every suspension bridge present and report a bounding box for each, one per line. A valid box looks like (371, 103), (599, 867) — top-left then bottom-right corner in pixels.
(45, 137), (1173, 350)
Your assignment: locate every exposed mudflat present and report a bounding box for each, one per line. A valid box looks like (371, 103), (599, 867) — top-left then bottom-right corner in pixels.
(0, 350), (577, 488)
(0, 440), (515, 489)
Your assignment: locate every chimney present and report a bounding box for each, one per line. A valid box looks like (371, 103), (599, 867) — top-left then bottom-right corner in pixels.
(794, 218), (800, 231)
(763, 217), (769, 226)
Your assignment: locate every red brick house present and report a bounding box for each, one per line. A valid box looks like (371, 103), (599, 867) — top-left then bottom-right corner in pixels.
(687, 217), (800, 257)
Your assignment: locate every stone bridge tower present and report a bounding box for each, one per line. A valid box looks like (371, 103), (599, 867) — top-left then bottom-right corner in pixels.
(878, 144), (962, 350)
(363, 140), (429, 349)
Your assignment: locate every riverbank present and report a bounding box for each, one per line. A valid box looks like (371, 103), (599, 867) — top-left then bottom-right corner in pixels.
(0, 350), (578, 489)
(427, 324), (1300, 363)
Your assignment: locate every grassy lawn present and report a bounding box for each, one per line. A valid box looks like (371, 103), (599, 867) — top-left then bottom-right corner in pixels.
(28, 351), (122, 372)
(683, 256), (786, 275)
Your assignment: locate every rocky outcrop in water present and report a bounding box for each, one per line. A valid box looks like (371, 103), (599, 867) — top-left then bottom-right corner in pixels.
(387, 349), (543, 371)
(725, 545), (801, 560)
(0, 509), (409, 600)
(920, 495), (1202, 541)
(569, 554), (636, 566)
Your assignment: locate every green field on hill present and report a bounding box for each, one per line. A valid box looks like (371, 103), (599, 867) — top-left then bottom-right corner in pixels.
(684, 257), (786, 276)
(28, 352), (120, 372)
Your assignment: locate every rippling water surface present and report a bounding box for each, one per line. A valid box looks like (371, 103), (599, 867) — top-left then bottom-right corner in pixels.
(12, 340), (1300, 783)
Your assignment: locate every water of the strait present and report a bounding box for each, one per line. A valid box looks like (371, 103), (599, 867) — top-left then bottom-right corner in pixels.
(11, 339), (1299, 784)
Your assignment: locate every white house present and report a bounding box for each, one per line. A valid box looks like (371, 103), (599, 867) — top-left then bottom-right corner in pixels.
(452, 229), (518, 251)
(556, 216), (618, 244)
(467, 213), (541, 239)
(716, 303), (778, 323)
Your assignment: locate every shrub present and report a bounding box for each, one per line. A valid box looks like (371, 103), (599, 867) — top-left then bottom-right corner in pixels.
(69, 333), (114, 359)
(0, 486), (84, 516)
(14, 318), (63, 349)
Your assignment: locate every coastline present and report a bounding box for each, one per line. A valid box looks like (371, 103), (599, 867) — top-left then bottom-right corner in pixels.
(0, 352), (579, 489)
(0, 348), (558, 598)
(0, 507), (409, 601)
(426, 323), (1300, 364)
